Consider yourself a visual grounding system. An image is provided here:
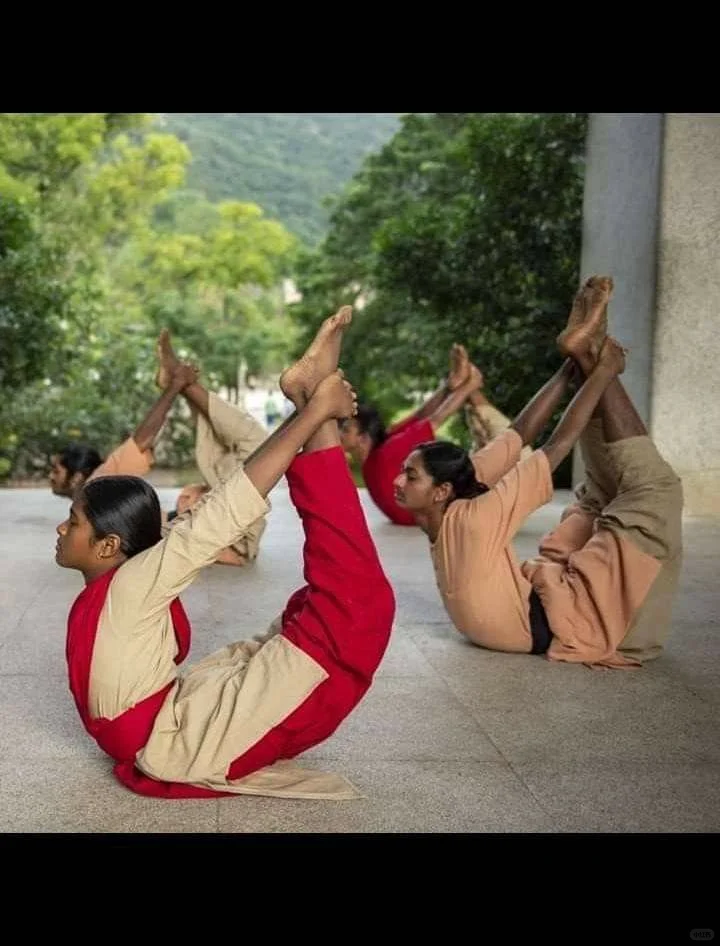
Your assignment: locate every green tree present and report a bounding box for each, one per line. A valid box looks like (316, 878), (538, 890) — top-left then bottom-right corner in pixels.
(291, 112), (588, 482)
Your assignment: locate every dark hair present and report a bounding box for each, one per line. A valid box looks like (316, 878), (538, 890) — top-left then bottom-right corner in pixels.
(415, 441), (489, 502)
(58, 443), (103, 478)
(80, 475), (162, 558)
(354, 403), (387, 448)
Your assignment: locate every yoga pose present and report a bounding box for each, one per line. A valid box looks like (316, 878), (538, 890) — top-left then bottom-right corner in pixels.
(48, 335), (268, 568)
(340, 345), (489, 526)
(57, 307), (396, 798)
(156, 330), (272, 566)
(393, 276), (683, 669)
(48, 361), (198, 499)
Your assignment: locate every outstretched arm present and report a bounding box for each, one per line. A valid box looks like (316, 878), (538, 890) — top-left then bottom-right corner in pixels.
(541, 339), (625, 472)
(409, 378), (453, 423)
(133, 364), (198, 453)
(424, 365), (483, 432)
(404, 342), (474, 424)
(510, 359), (575, 448)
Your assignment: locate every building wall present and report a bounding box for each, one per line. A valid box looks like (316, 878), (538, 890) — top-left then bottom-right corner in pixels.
(575, 113), (720, 516)
(652, 114), (720, 515)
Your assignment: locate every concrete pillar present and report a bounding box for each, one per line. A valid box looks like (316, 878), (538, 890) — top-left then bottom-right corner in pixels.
(652, 114), (720, 516)
(574, 113), (720, 516)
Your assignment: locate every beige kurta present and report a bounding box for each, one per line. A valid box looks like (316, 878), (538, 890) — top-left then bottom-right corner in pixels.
(87, 437), (152, 483)
(89, 463), (360, 799)
(431, 430), (553, 653)
(432, 427), (681, 669)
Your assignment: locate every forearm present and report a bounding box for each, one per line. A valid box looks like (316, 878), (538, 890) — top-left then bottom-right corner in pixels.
(412, 380), (451, 422)
(541, 364), (616, 471)
(181, 381), (210, 421)
(428, 377), (479, 431)
(133, 383), (185, 453)
(510, 359), (574, 447)
(243, 402), (329, 497)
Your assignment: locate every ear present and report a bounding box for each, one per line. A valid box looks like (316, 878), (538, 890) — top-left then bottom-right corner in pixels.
(433, 482), (453, 505)
(95, 533), (123, 560)
(69, 471), (85, 491)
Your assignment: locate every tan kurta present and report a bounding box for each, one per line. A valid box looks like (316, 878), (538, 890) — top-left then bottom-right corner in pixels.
(431, 430), (554, 653)
(87, 437), (152, 483)
(432, 426), (682, 669)
(89, 464), (359, 799)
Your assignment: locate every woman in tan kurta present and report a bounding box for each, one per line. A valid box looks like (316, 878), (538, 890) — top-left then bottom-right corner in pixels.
(156, 330), (270, 567)
(57, 308), (396, 799)
(392, 276), (683, 669)
(48, 363), (198, 498)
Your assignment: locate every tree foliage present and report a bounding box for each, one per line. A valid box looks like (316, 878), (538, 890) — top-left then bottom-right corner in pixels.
(160, 113), (403, 246)
(0, 113), (298, 481)
(290, 113), (589, 482)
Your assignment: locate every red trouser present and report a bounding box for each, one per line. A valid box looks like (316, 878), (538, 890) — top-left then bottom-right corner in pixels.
(226, 445), (396, 780)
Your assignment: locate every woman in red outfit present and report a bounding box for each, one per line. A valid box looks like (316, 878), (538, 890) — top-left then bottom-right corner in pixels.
(56, 308), (396, 800)
(340, 344), (483, 525)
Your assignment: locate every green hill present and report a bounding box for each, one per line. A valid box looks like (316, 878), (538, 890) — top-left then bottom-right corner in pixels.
(155, 113), (403, 247)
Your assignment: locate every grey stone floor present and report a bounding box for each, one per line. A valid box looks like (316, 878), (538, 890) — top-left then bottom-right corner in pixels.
(1, 481), (718, 834)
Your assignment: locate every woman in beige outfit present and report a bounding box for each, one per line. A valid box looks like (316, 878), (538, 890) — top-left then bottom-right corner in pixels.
(391, 276), (683, 669)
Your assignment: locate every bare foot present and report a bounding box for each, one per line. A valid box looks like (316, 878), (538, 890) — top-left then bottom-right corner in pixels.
(309, 369), (358, 420)
(557, 276), (613, 363)
(448, 343), (471, 390)
(557, 275), (614, 361)
(597, 335), (627, 376)
(156, 329), (181, 390)
(279, 305), (353, 403)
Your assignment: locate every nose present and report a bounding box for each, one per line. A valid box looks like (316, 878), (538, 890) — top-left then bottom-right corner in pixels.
(57, 520), (67, 536)
(392, 472), (405, 490)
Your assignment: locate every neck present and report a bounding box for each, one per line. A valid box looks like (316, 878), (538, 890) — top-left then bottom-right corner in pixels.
(81, 557), (124, 585)
(416, 504), (447, 543)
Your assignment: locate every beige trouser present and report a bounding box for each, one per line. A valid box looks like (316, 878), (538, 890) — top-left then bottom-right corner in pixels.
(465, 400), (533, 459)
(560, 419), (684, 661)
(195, 392), (269, 562)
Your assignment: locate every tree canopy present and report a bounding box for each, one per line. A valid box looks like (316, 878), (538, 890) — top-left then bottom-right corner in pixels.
(290, 112), (588, 482)
(0, 113), (298, 480)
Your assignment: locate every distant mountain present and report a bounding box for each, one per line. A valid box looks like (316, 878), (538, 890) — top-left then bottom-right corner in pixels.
(155, 113), (404, 247)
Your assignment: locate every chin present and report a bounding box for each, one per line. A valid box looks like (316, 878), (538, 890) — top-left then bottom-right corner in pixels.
(55, 547), (68, 568)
